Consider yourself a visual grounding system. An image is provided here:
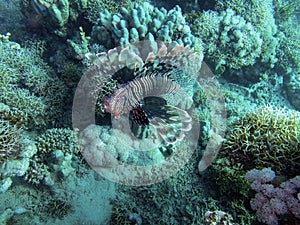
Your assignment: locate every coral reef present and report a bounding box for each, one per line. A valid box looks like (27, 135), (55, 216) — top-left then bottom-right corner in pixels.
(204, 210), (238, 225)
(285, 72), (300, 111)
(1, 0), (299, 224)
(0, 1), (26, 40)
(223, 106), (300, 177)
(209, 158), (250, 199)
(192, 8), (263, 73)
(21, 0), (88, 36)
(91, 2), (199, 48)
(245, 168), (300, 225)
(85, 0), (145, 24)
(23, 128), (80, 186)
(0, 138), (36, 193)
(110, 156), (222, 224)
(0, 34), (66, 129)
(0, 103), (25, 164)
(215, 0), (279, 67)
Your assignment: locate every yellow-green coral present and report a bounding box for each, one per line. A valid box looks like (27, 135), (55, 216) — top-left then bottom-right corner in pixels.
(223, 106), (300, 177)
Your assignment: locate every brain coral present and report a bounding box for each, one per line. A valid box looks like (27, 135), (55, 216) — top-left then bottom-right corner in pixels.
(222, 106), (300, 178)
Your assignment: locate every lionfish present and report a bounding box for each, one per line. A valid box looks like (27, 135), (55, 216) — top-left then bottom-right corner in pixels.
(102, 70), (192, 144)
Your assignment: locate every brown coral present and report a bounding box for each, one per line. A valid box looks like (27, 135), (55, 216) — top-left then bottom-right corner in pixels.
(223, 106), (300, 177)
(0, 103), (26, 163)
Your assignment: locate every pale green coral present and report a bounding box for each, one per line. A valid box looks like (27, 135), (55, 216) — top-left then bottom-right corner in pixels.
(193, 9), (263, 73)
(215, 0), (279, 67)
(91, 2), (198, 48)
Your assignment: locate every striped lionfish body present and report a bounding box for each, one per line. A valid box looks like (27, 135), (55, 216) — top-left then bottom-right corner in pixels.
(102, 73), (192, 144)
(102, 74), (179, 119)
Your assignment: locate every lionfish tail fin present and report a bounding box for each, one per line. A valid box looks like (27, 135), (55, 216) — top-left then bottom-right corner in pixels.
(150, 105), (192, 144)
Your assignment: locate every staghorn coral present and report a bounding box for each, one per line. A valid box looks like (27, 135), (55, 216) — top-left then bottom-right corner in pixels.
(0, 34), (66, 129)
(223, 105), (300, 178)
(0, 103), (25, 164)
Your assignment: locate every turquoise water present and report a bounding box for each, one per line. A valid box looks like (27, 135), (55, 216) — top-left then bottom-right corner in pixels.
(0, 0), (299, 224)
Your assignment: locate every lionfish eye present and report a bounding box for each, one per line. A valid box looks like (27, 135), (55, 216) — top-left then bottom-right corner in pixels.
(102, 96), (111, 112)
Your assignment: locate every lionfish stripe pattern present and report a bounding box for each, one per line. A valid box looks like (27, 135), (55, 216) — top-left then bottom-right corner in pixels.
(102, 74), (179, 119)
(126, 74), (179, 107)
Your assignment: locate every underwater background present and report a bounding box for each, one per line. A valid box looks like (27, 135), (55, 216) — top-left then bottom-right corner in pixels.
(0, 0), (299, 224)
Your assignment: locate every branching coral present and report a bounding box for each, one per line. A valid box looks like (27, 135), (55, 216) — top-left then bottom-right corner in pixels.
(0, 103), (25, 164)
(223, 106), (300, 177)
(23, 128), (80, 185)
(0, 34), (66, 129)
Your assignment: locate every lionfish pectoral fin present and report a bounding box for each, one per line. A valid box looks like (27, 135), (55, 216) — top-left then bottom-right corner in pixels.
(149, 105), (192, 144)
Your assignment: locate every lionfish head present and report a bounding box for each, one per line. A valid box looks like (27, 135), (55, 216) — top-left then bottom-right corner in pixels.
(102, 94), (126, 119)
